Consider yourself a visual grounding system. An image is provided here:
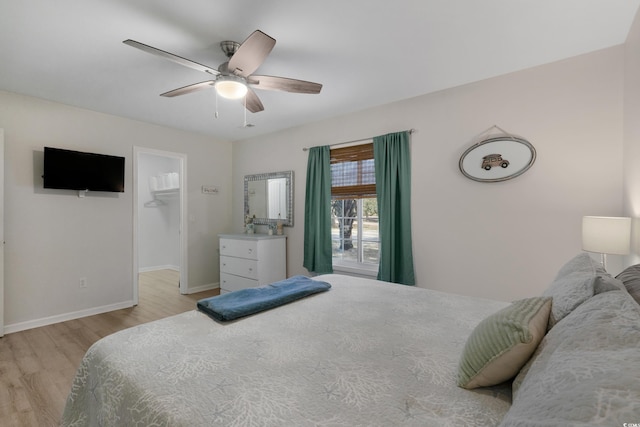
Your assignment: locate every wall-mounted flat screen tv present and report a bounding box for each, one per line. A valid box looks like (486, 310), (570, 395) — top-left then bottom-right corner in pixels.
(43, 147), (125, 192)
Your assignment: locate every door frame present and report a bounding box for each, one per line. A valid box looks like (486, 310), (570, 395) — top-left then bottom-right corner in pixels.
(132, 146), (188, 304)
(0, 129), (4, 336)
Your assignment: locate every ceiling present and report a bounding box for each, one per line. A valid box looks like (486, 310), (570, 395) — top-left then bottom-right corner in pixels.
(1, 1), (639, 142)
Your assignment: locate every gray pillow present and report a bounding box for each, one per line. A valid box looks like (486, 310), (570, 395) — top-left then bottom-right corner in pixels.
(501, 291), (640, 426)
(595, 265), (626, 293)
(616, 264), (640, 305)
(542, 253), (622, 329)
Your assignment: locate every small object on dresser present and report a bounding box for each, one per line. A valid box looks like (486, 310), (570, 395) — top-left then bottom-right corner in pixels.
(276, 214), (283, 235)
(245, 214), (254, 234)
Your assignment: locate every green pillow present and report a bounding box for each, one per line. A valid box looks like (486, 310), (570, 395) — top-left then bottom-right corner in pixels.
(458, 297), (551, 389)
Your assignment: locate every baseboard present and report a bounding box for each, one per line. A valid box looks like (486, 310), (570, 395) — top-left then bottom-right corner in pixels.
(139, 265), (180, 273)
(187, 282), (220, 294)
(4, 279), (218, 335)
(3, 300), (135, 335)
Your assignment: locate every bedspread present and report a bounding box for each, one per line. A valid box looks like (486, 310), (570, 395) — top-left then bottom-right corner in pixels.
(62, 274), (511, 426)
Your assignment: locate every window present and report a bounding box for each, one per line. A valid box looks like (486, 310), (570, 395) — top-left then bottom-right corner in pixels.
(330, 143), (379, 271)
(331, 198), (379, 265)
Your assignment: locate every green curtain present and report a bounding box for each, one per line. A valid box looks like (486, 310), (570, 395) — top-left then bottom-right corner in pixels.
(303, 146), (334, 274)
(374, 131), (415, 285)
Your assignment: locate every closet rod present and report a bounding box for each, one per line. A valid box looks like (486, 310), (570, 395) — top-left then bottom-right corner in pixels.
(302, 128), (416, 151)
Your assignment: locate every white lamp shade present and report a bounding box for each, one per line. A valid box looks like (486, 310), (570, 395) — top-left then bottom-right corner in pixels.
(582, 216), (631, 255)
(215, 77), (248, 99)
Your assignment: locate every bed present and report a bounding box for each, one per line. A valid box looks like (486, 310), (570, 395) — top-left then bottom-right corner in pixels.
(62, 254), (640, 426)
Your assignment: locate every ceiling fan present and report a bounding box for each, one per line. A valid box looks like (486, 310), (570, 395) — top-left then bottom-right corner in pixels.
(123, 30), (322, 113)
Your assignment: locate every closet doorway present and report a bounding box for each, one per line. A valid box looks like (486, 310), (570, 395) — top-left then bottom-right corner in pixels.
(133, 147), (187, 305)
(0, 130), (4, 336)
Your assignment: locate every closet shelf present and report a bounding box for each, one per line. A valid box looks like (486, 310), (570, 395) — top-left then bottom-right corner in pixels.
(152, 188), (179, 197)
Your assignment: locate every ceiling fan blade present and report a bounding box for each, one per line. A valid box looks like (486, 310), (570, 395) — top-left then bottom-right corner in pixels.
(123, 39), (219, 75)
(248, 75), (322, 94)
(227, 30), (276, 78)
(160, 81), (215, 97)
(244, 88), (264, 113)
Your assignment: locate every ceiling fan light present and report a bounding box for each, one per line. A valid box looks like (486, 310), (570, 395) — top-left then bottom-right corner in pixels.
(215, 76), (248, 99)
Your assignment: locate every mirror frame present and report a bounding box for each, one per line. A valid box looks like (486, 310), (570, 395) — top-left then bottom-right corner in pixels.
(244, 170), (294, 227)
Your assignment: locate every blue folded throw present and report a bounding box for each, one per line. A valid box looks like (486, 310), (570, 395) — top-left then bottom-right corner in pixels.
(197, 275), (331, 321)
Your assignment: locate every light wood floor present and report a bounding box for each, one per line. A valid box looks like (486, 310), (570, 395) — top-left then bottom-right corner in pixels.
(0, 270), (219, 427)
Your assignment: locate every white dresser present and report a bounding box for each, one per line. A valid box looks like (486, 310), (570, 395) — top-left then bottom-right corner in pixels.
(218, 234), (287, 294)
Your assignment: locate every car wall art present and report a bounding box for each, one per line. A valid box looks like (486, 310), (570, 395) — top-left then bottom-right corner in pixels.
(459, 131), (536, 183)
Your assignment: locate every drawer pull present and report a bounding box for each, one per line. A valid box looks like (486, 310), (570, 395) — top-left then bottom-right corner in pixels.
(248, 248), (253, 254)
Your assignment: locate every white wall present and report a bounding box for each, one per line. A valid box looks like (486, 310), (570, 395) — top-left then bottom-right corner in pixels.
(0, 90), (232, 332)
(0, 39), (632, 332)
(233, 46), (625, 302)
(138, 153), (180, 271)
(624, 8), (640, 265)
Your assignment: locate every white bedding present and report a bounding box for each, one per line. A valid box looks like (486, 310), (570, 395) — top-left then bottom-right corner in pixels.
(62, 274), (512, 426)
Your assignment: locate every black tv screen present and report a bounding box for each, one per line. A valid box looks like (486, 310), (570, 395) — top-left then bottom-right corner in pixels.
(43, 147), (125, 192)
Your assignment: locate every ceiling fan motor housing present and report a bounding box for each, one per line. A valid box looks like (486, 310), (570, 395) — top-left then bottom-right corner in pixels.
(220, 40), (240, 58)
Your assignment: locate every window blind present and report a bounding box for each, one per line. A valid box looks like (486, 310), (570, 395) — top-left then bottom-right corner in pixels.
(330, 143), (376, 199)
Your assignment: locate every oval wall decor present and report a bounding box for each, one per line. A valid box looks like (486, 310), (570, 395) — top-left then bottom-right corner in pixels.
(459, 134), (536, 183)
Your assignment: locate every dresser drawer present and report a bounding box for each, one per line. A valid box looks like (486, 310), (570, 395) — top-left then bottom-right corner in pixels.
(220, 272), (258, 293)
(220, 238), (258, 260)
(220, 255), (259, 280)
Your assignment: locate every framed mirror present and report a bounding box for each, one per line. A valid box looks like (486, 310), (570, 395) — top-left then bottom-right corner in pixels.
(244, 171), (294, 226)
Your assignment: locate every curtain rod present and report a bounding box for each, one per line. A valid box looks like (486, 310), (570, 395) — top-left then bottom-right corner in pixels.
(302, 128), (416, 151)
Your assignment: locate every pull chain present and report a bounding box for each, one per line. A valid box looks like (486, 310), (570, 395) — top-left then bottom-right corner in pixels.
(243, 95), (247, 127)
(214, 90), (219, 119)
